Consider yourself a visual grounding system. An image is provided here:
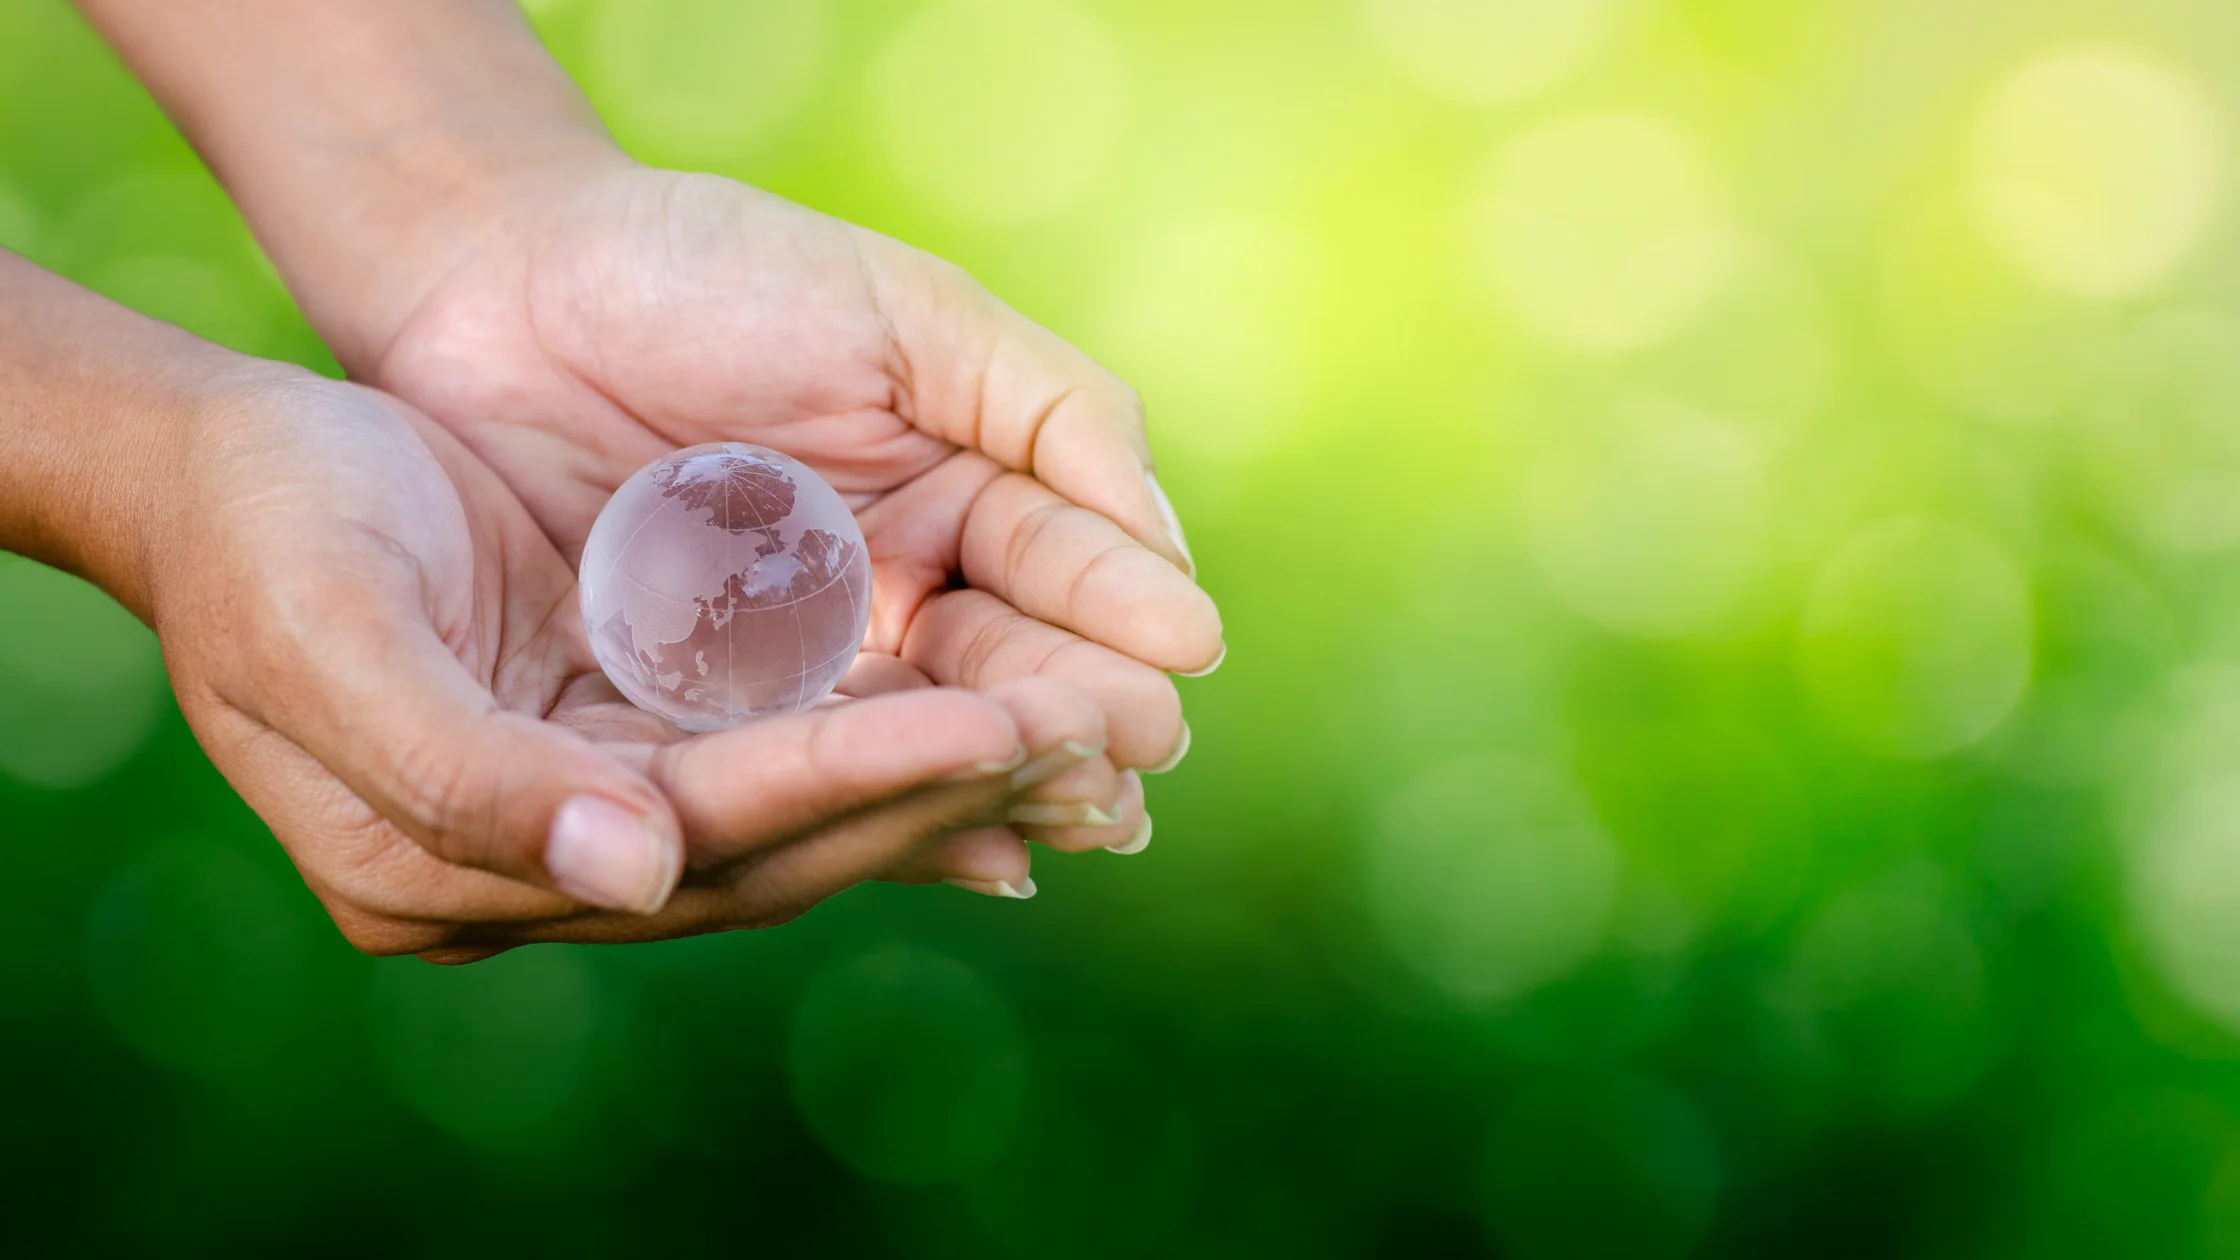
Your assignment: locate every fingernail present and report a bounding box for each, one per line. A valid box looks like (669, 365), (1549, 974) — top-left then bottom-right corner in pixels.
(1146, 722), (1191, 775)
(1108, 814), (1153, 855)
(1007, 801), (1120, 827)
(1179, 641), (1227, 678)
(946, 743), (1030, 782)
(1012, 739), (1104, 790)
(1146, 471), (1196, 577)
(547, 795), (678, 915)
(945, 876), (1038, 900)
(977, 744), (1030, 774)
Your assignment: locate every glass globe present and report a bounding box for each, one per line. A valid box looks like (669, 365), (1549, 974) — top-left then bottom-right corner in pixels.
(579, 443), (873, 731)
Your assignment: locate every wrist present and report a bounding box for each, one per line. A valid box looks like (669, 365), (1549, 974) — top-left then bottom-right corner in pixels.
(0, 250), (302, 620)
(76, 0), (635, 375)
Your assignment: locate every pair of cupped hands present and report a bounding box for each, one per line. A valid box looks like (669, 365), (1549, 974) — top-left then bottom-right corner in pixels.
(164, 158), (1222, 962)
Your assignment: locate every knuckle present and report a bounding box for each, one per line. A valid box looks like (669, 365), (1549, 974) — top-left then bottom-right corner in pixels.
(386, 732), (486, 852)
(983, 672), (1070, 716)
(1065, 540), (1135, 622)
(380, 721), (533, 874)
(1000, 497), (1071, 594)
(1106, 378), (1146, 426)
(956, 603), (1025, 682)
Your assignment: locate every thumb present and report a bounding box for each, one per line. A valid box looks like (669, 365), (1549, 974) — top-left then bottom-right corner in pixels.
(389, 708), (684, 917)
(249, 599), (684, 915)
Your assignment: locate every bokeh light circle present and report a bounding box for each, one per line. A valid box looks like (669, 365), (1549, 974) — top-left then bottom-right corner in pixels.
(2130, 774), (2240, 1034)
(1627, 252), (1838, 443)
(1469, 113), (1743, 353)
(584, 0), (826, 166)
(869, 0), (1128, 223)
(2072, 310), (2240, 553)
(2122, 672), (2240, 1040)
(84, 838), (322, 1080)
(786, 946), (1028, 1184)
(1982, 547), (2173, 788)
(1578, 716), (1812, 937)
(0, 555), (168, 789)
(1524, 398), (1767, 637)
(1972, 44), (2227, 299)
(1085, 216), (1322, 464)
(1363, 0), (1623, 106)
(1879, 197), (2117, 424)
(1799, 517), (2033, 758)
(366, 947), (609, 1147)
(1368, 752), (1619, 1002)
(1772, 862), (1998, 1115)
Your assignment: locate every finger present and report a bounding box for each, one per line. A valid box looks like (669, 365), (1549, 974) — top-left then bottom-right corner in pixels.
(729, 783), (1016, 912)
(453, 776), (1023, 947)
(856, 449), (1003, 655)
(882, 826), (1036, 896)
(1007, 755), (1120, 826)
(962, 472), (1223, 673)
(869, 245), (1195, 575)
(1016, 768), (1148, 854)
(177, 691), (587, 930)
(270, 685), (1028, 952)
(650, 686), (1026, 868)
(979, 675), (1108, 786)
(1009, 762), (1135, 848)
(901, 588), (1186, 769)
(835, 652), (936, 698)
(233, 577), (688, 917)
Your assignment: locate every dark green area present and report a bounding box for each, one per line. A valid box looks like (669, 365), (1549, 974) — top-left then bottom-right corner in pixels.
(9, 0), (2240, 1254)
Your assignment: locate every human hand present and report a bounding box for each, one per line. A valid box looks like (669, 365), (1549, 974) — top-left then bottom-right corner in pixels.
(148, 367), (1146, 960)
(344, 163), (1222, 831)
(71, 0), (1220, 857)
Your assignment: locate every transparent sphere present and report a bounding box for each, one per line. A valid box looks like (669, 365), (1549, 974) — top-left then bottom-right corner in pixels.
(580, 443), (872, 732)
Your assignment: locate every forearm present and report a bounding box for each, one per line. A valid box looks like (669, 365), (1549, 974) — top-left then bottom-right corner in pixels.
(0, 250), (269, 618)
(73, 0), (624, 372)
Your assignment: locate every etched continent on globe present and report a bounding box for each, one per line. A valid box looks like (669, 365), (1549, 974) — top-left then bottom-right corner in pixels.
(579, 443), (873, 731)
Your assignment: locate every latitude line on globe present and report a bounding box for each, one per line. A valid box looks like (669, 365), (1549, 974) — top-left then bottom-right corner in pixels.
(729, 635), (864, 689)
(608, 562), (859, 615)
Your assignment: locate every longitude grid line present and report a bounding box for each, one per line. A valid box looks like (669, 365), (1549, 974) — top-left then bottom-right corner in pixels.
(789, 599), (808, 712)
(724, 473), (736, 705)
(728, 627), (865, 687)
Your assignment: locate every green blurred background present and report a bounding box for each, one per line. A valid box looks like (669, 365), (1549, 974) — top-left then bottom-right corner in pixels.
(8, 0), (2240, 1253)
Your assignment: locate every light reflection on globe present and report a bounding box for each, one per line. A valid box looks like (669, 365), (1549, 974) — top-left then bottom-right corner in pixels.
(579, 443), (872, 731)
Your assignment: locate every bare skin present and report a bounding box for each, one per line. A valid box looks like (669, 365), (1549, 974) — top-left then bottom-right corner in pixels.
(36, 0), (1219, 957)
(364, 167), (1221, 769)
(71, 2), (1224, 760)
(1, 253), (1144, 961)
